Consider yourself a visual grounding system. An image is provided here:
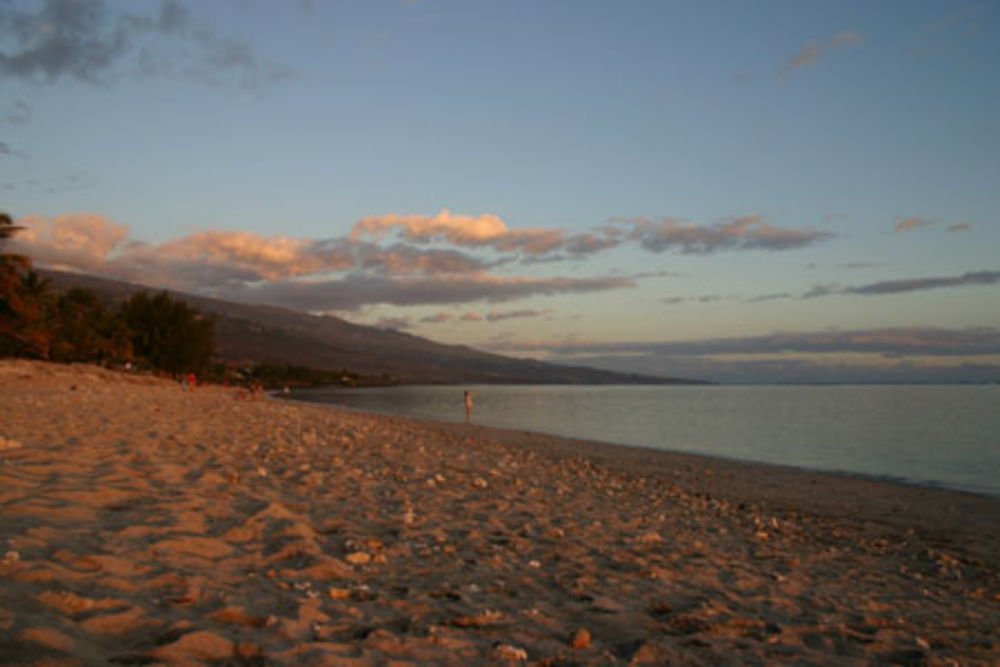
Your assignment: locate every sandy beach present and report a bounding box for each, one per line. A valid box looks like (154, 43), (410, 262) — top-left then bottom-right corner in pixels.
(1, 360), (998, 665)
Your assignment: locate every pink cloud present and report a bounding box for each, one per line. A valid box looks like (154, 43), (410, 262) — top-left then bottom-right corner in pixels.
(894, 216), (936, 232)
(778, 30), (863, 78)
(352, 209), (572, 256)
(420, 311), (453, 324)
(11, 213), (129, 272)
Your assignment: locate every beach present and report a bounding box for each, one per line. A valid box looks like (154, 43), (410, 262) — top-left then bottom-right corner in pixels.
(1, 360), (997, 665)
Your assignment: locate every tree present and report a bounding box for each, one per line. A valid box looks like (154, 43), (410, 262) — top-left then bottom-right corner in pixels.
(14, 270), (54, 358)
(50, 288), (131, 364)
(0, 212), (35, 356)
(121, 291), (214, 375)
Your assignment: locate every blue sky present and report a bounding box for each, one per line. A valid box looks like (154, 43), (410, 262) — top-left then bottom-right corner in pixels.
(2, 0), (999, 382)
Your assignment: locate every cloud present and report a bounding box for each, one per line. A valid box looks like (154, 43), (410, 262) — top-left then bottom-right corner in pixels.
(0, 141), (28, 158)
(10, 209), (832, 313)
(739, 270), (1000, 303)
(224, 274), (636, 312)
(613, 215), (833, 254)
(662, 293), (741, 305)
(485, 327), (1000, 383)
(10, 214), (495, 293)
(486, 308), (548, 322)
(459, 312), (482, 322)
(778, 30), (863, 78)
(487, 326), (1000, 359)
(1, 99), (30, 124)
(843, 270), (1000, 295)
(352, 210), (571, 257)
(894, 216), (936, 232)
(551, 352), (1000, 385)
(947, 223), (973, 232)
(355, 242), (490, 276)
(420, 311), (452, 324)
(353, 210), (831, 261)
(0, 0), (292, 89)
(746, 292), (793, 303)
(838, 261), (884, 269)
(12, 213), (130, 272)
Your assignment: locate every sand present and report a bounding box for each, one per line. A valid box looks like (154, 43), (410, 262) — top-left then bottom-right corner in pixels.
(0, 359), (997, 666)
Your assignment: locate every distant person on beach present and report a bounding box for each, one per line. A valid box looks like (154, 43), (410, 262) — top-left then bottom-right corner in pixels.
(464, 390), (473, 423)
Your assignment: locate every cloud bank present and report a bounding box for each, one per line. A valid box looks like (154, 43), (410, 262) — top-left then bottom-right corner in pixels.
(13, 210), (984, 317)
(489, 327), (1000, 359)
(9, 213), (639, 310)
(486, 327), (1000, 384)
(612, 215), (834, 254)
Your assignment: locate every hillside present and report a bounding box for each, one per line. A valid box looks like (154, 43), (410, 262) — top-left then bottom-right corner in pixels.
(38, 269), (701, 385)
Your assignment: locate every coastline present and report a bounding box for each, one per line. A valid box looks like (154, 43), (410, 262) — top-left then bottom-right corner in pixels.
(292, 382), (1000, 500)
(2, 360), (998, 664)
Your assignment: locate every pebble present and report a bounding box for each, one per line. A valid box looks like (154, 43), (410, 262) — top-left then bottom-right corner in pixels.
(491, 643), (528, 661)
(346, 551), (371, 565)
(571, 628), (592, 649)
(327, 587), (351, 600)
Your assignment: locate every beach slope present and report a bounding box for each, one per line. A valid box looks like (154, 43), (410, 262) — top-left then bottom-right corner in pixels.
(1, 360), (997, 665)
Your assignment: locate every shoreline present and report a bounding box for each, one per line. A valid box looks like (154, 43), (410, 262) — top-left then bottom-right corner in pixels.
(294, 398), (1000, 566)
(290, 386), (1000, 501)
(2, 360), (998, 664)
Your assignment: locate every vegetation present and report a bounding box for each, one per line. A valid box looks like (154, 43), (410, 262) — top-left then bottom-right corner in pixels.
(2, 211), (378, 386)
(243, 361), (360, 389)
(1, 212), (214, 374)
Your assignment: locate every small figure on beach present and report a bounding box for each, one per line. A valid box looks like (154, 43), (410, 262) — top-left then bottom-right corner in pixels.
(187, 373), (196, 390)
(464, 390), (474, 423)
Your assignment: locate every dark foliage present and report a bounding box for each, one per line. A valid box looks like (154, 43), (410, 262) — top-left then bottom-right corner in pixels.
(120, 291), (215, 375)
(244, 361), (360, 389)
(2, 212), (215, 374)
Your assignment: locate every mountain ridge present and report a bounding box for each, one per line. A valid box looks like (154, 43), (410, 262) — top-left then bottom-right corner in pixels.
(38, 268), (704, 385)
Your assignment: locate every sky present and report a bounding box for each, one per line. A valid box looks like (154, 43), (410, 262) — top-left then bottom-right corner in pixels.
(2, 0), (999, 383)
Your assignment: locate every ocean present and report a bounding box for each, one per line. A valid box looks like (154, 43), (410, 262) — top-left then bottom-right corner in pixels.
(294, 384), (1000, 497)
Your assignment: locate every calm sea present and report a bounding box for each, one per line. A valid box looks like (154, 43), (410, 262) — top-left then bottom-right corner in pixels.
(294, 384), (1000, 497)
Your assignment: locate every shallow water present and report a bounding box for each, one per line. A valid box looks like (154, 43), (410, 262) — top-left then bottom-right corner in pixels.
(295, 384), (1000, 496)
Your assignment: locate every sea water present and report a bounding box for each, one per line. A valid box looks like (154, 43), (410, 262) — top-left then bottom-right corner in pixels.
(295, 384), (1000, 497)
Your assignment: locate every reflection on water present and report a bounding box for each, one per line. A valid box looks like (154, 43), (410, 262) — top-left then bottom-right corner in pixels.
(295, 384), (1000, 496)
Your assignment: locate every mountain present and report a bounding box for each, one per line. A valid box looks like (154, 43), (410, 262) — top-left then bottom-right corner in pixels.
(38, 269), (702, 385)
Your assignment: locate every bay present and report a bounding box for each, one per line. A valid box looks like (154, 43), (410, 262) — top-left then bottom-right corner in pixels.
(295, 384), (1000, 497)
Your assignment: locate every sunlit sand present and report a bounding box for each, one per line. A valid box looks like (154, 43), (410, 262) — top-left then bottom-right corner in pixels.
(1, 360), (997, 664)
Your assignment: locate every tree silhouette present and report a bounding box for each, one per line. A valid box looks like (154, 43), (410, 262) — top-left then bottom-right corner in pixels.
(50, 289), (131, 364)
(2, 213), (214, 371)
(121, 292), (214, 375)
(1, 213), (35, 356)
(14, 270), (54, 358)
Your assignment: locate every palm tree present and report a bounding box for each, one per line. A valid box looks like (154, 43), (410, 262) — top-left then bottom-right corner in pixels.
(16, 270), (55, 358)
(1, 212), (29, 283)
(1, 212), (34, 355)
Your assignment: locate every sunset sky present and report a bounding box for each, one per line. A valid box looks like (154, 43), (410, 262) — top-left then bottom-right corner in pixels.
(3, 0), (999, 382)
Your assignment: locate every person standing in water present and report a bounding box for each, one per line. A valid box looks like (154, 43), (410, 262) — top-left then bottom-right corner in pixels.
(464, 390), (473, 423)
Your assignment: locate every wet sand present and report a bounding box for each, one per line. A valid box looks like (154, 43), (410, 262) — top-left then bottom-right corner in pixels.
(1, 360), (998, 665)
